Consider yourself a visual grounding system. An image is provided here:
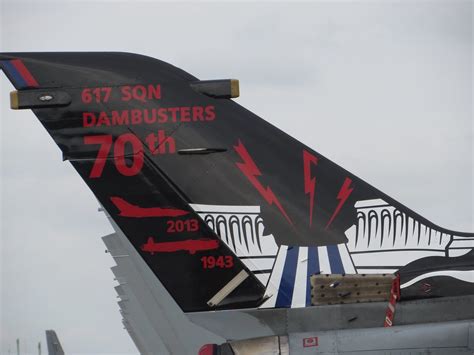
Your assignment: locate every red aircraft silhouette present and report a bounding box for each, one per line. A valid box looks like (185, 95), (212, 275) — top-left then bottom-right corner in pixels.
(110, 197), (189, 218)
(141, 237), (219, 255)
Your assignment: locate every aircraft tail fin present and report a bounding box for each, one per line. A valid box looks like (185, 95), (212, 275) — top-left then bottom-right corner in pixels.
(45, 330), (65, 355)
(1, 52), (472, 312)
(0, 52), (266, 312)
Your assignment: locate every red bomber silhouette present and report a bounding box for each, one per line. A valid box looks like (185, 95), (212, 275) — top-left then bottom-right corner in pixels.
(141, 237), (219, 255)
(110, 197), (189, 218)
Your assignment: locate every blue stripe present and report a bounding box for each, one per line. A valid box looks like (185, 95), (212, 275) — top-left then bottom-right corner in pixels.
(275, 246), (299, 307)
(1, 60), (27, 88)
(327, 245), (344, 274)
(306, 246), (320, 306)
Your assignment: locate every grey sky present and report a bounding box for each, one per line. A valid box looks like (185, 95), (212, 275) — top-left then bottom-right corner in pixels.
(1, 1), (472, 354)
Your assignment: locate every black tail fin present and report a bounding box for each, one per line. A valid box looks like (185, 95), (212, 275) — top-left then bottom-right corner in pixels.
(1, 52), (472, 311)
(45, 330), (65, 355)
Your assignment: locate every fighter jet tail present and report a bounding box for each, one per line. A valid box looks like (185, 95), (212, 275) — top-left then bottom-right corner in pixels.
(1, 52), (472, 313)
(45, 330), (65, 355)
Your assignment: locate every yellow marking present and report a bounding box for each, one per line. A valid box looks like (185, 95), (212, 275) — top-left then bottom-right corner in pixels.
(230, 79), (240, 98)
(10, 91), (19, 110)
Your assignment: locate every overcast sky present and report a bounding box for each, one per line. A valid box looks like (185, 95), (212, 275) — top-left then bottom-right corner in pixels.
(1, 1), (472, 354)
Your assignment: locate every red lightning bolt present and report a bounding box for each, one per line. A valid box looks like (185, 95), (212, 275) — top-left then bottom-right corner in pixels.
(303, 150), (319, 226)
(234, 140), (293, 225)
(326, 177), (354, 229)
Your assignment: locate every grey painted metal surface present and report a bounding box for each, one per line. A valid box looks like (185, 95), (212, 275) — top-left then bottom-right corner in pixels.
(288, 320), (474, 354)
(218, 320), (474, 354)
(230, 335), (289, 355)
(188, 295), (474, 340)
(122, 318), (148, 355)
(117, 294), (160, 354)
(104, 233), (167, 354)
(187, 308), (283, 340)
(101, 209), (225, 354)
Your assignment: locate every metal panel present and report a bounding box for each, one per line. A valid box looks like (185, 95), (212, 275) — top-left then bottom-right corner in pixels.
(311, 274), (395, 306)
(103, 212), (225, 354)
(188, 295), (474, 342)
(187, 308), (286, 340)
(104, 234), (165, 355)
(288, 320), (474, 354)
(230, 336), (284, 355)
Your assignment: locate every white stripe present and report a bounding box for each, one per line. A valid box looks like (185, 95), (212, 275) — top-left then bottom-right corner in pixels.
(207, 270), (249, 307)
(355, 199), (389, 208)
(401, 270), (474, 289)
(448, 248), (473, 257)
(259, 246), (288, 308)
(291, 247), (309, 308)
(190, 203), (260, 214)
(351, 250), (445, 267)
(241, 258), (275, 271)
(255, 273), (270, 285)
(356, 268), (398, 274)
(338, 243), (356, 273)
(318, 247), (331, 274)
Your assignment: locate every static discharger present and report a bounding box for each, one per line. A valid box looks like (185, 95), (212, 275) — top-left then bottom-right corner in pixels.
(10, 89), (71, 109)
(190, 79), (239, 99)
(311, 274), (396, 306)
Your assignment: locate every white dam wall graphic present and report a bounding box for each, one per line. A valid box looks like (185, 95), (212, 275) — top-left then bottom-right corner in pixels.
(191, 200), (474, 308)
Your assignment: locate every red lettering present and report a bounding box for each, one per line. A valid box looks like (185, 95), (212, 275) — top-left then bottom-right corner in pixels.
(111, 110), (129, 126)
(83, 112), (96, 127)
(82, 87), (112, 104)
(225, 255), (233, 268)
(121, 86), (132, 101)
(84, 135), (113, 178)
(114, 133), (144, 176)
(145, 133), (159, 152)
(97, 112), (111, 127)
(205, 105), (215, 121)
(157, 108), (168, 123)
(189, 219), (199, 231)
(143, 109), (156, 124)
(146, 130), (176, 155)
(82, 106), (215, 128)
(132, 85), (147, 102)
(201, 256), (234, 269)
(180, 107), (191, 122)
(168, 107), (179, 122)
(192, 106), (204, 121)
(131, 109), (142, 125)
(102, 87), (112, 102)
(84, 134), (147, 178)
(157, 130), (175, 154)
(147, 84), (161, 100)
(81, 88), (92, 104)
(93, 88), (101, 102)
(120, 84), (161, 102)
(217, 256), (226, 268)
(166, 219), (199, 233)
